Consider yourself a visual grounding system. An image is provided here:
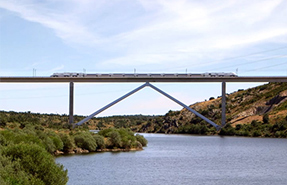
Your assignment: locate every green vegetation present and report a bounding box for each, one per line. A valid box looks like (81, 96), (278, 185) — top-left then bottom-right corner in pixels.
(218, 119), (287, 138)
(0, 127), (68, 185)
(98, 128), (147, 149)
(0, 113), (147, 185)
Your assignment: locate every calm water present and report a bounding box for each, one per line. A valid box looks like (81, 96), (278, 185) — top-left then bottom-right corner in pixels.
(56, 134), (287, 185)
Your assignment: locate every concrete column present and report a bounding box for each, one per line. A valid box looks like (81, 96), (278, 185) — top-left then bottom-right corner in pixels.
(69, 82), (74, 124)
(221, 81), (226, 127)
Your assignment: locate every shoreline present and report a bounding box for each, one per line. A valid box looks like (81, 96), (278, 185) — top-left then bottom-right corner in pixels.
(54, 147), (143, 156)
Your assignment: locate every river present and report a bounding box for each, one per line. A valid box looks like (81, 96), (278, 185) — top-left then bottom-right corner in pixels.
(56, 134), (287, 185)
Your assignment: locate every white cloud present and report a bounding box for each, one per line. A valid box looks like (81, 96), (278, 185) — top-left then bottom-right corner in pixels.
(0, 0), (286, 68)
(0, 0), (99, 45)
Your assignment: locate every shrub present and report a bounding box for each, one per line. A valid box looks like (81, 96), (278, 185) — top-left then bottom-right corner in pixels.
(135, 134), (148, 147)
(46, 131), (64, 151)
(93, 134), (105, 149)
(98, 128), (114, 137)
(50, 136), (64, 151)
(263, 114), (269, 124)
(0, 134), (7, 146)
(219, 124), (236, 136)
(252, 130), (262, 137)
(42, 136), (56, 153)
(2, 143), (68, 184)
(251, 120), (260, 127)
(107, 131), (122, 148)
(0, 154), (35, 185)
(0, 117), (7, 128)
(74, 132), (97, 151)
(59, 133), (74, 152)
(235, 124), (242, 130)
(0, 129), (43, 148)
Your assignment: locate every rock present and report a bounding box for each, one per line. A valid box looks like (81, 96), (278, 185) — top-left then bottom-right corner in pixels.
(68, 150), (75, 154)
(54, 150), (64, 155)
(82, 149), (89, 153)
(74, 148), (83, 154)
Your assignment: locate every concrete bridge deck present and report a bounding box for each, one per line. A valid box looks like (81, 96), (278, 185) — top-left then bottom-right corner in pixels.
(1, 76), (287, 83)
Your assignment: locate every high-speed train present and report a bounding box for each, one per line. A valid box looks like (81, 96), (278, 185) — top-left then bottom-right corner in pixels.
(50, 72), (238, 78)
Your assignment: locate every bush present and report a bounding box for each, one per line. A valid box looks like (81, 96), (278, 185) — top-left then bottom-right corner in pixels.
(0, 134), (7, 146)
(135, 134), (148, 147)
(42, 136), (56, 153)
(93, 134), (105, 149)
(99, 128), (145, 149)
(74, 132), (97, 151)
(107, 131), (122, 148)
(46, 131), (64, 151)
(235, 124), (242, 130)
(0, 117), (7, 128)
(219, 124), (236, 136)
(98, 128), (114, 137)
(252, 130), (262, 137)
(0, 129), (43, 147)
(50, 136), (64, 151)
(263, 114), (269, 124)
(251, 120), (260, 127)
(2, 143), (68, 184)
(59, 133), (74, 152)
(0, 154), (35, 185)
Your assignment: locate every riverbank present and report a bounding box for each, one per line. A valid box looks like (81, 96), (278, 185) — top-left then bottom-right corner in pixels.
(54, 147), (143, 155)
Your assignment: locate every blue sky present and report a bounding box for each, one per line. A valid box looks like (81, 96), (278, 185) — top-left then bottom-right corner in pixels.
(0, 0), (287, 117)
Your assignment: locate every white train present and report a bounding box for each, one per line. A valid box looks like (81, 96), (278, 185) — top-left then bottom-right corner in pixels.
(50, 73), (86, 77)
(50, 72), (238, 78)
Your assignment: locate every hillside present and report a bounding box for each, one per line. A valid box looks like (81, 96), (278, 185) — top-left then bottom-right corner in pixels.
(180, 82), (287, 125)
(135, 82), (287, 137)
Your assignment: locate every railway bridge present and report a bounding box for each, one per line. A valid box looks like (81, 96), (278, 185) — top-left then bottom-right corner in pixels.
(1, 74), (287, 130)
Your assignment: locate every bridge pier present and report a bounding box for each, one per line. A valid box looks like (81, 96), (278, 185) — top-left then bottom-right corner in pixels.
(69, 82), (74, 124)
(221, 81), (226, 127)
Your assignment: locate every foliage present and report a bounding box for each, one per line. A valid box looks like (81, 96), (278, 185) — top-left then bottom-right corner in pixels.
(0, 111), (149, 185)
(219, 124), (236, 136)
(59, 133), (74, 152)
(2, 143), (68, 184)
(0, 128), (68, 185)
(99, 128), (147, 149)
(73, 131), (97, 151)
(107, 130), (122, 148)
(93, 134), (105, 149)
(263, 114), (269, 124)
(135, 134), (148, 147)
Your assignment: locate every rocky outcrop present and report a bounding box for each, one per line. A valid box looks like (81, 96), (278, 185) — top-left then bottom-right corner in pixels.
(140, 82), (287, 132)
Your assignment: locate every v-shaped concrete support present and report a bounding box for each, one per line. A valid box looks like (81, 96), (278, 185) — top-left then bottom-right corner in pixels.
(74, 82), (220, 130)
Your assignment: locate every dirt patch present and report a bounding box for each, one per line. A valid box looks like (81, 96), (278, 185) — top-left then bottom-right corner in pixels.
(231, 115), (262, 126)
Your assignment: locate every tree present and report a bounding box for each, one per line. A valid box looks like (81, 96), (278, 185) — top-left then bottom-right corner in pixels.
(93, 134), (105, 149)
(263, 114), (269, 124)
(0, 117), (7, 128)
(74, 131), (97, 151)
(59, 133), (74, 152)
(2, 143), (68, 184)
(135, 134), (148, 147)
(108, 131), (122, 148)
